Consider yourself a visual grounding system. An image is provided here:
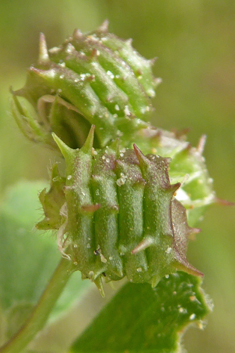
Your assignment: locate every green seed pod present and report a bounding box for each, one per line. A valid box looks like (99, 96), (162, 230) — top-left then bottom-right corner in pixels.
(134, 128), (215, 225)
(11, 21), (158, 150)
(12, 23), (215, 294)
(11, 23), (215, 223)
(37, 126), (204, 295)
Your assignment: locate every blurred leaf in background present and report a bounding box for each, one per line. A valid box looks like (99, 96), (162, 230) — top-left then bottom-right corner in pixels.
(0, 181), (90, 347)
(0, 1), (234, 352)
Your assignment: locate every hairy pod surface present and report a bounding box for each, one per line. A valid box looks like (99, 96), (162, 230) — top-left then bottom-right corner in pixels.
(37, 127), (203, 294)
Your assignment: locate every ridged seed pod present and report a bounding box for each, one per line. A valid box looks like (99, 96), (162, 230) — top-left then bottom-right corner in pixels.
(11, 21), (158, 150)
(37, 126), (203, 295)
(11, 23), (215, 225)
(11, 23), (215, 294)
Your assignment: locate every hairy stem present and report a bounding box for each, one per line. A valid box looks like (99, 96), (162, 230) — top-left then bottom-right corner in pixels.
(0, 258), (73, 353)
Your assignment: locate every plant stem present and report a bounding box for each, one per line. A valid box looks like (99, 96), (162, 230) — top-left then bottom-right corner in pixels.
(0, 258), (73, 353)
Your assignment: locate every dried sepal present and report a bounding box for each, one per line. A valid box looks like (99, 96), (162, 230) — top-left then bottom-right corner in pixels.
(37, 164), (66, 230)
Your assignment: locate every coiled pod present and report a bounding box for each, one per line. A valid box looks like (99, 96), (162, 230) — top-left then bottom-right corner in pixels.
(11, 23), (214, 224)
(11, 23), (215, 293)
(37, 126), (203, 295)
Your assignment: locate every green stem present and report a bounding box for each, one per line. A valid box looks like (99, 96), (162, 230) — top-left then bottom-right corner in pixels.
(0, 258), (73, 353)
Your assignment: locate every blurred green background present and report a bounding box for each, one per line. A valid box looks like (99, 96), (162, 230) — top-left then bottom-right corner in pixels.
(0, 0), (234, 352)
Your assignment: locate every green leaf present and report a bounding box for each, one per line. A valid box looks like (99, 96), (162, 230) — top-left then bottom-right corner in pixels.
(70, 272), (211, 353)
(0, 181), (90, 340)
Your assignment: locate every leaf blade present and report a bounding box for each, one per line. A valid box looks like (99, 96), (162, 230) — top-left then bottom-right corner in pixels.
(70, 272), (211, 353)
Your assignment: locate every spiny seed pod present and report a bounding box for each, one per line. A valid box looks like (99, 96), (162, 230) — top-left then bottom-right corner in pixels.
(11, 20), (158, 150)
(135, 128), (215, 226)
(37, 126), (203, 296)
(11, 23), (215, 225)
(12, 23), (215, 294)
